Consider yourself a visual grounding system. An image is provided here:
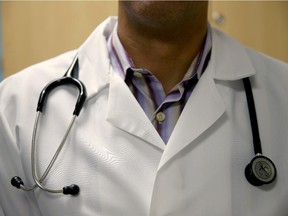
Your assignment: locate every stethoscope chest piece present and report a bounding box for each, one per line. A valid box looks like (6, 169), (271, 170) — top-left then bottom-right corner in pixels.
(245, 155), (277, 186)
(243, 78), (277, 187)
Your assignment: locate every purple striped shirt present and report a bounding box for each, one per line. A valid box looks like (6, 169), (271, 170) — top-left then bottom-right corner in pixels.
(107, 23), (212, 143)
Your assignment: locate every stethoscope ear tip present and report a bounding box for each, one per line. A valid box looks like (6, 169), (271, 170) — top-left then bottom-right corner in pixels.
(11, 176), (24, 189)
(63, 184), (80, 195)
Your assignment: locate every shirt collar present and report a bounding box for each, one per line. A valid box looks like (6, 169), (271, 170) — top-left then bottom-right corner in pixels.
(107, 23), (133, 80)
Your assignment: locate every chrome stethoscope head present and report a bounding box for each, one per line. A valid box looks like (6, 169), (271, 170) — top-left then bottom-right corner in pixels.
(11, 54), (86, 195)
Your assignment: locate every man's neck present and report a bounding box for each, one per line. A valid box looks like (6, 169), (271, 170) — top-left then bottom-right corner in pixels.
(118, 2), (208, 93)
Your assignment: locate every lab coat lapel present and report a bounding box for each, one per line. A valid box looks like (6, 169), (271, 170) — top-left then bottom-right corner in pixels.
(106, 71), (165, 150)
(159, 65), (226, 168)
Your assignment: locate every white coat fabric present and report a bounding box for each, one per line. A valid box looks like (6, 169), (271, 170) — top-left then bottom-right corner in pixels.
(0, 17), (288, 216)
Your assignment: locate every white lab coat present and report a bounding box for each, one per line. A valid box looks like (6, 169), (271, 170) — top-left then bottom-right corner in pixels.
(1, 17), (288, 216)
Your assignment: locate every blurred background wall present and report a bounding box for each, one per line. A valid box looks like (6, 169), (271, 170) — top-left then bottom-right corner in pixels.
(1, 1), (288, 78)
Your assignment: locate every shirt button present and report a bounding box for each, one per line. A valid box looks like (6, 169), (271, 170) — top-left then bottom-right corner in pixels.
(156, 112), (166, 122)
(133, 71), (143, 78)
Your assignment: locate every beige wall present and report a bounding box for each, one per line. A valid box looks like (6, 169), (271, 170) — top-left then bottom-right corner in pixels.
(209, 1), (288, 63)
(2, 1), (288, 78)
(2, 1), (118, 77)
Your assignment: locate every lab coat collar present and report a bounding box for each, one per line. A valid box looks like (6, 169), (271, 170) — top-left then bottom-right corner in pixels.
(210, 27), (256, 80)
(77, 17), (118, 99)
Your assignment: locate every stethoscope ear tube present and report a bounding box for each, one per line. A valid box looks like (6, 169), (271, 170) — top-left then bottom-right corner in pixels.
(11, 112), (81, 195)
(37, 75), (87, 116)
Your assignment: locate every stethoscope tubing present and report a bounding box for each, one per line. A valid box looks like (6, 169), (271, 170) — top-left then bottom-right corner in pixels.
(243, 77), (262, 155)
(31, 112), (77, 193)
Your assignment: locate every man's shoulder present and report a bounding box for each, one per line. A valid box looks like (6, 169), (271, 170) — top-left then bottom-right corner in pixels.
(1, 51), (76, 89)
(211, 27), (288, 77)
(0, 50), (77, 109)
(245, 47), (288, 76)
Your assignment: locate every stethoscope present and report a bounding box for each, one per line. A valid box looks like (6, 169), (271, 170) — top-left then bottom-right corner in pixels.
(10, 55), (277, 196)
(11, 55), (86, 195)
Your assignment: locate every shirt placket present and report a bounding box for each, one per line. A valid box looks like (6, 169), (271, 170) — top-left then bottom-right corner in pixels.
(129, 68), (190, 143)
